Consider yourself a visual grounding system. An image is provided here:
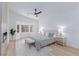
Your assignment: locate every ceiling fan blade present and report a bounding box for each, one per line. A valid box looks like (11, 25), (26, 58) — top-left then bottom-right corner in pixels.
(37, 11), (42, 14)
(40, 11), (42, 13)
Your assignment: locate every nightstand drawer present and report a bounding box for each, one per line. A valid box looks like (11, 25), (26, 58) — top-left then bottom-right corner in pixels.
(57, 38), (64, 42)
(54, 37), (66, 46)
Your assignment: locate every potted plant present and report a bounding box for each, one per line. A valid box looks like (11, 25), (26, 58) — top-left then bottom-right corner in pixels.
(3, 32), (7, 36)
(3, 32), (7, 42)
(10, 28), (16, 40)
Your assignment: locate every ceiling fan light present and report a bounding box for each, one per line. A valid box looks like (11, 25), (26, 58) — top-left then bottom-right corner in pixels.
(35, 9), (37, 11)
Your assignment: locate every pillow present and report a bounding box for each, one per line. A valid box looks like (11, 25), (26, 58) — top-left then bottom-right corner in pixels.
(45, 32), (54, 38)
(48, 33), (54, 38)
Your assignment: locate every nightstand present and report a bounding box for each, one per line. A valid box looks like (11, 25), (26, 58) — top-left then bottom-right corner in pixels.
(54, 36), (66, 46)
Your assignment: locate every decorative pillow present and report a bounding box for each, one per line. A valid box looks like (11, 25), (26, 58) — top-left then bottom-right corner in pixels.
(48, 33), (54, 38)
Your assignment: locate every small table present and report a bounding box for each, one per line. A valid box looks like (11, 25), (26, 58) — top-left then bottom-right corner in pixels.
(54, 37), (66, 46)
(25, 38), (35, 48)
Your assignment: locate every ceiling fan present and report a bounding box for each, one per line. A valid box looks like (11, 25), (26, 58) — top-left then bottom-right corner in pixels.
(34, 9), (42, 17)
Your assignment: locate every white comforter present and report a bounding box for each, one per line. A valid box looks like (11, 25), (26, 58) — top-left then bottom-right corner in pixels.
(29, 33), (54, 50)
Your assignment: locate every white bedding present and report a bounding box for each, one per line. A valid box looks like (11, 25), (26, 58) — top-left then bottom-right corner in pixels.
(28, 33), (54, 50)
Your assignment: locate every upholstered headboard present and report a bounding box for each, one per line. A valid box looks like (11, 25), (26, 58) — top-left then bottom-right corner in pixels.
(44, 30), (58, 38)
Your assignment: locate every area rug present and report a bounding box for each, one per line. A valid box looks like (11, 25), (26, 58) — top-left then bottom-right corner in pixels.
(15, 39), (53, 56)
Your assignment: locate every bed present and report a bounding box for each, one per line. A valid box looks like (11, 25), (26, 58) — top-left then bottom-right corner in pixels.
(27, 31), (57, 50)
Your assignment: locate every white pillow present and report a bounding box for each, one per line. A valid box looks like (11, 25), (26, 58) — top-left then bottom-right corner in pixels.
(48, 33), (54, 37)
(45, 32), (54, 38)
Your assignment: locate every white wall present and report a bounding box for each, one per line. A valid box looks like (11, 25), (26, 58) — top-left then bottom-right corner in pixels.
(65, 7), (79, 48)
(9, 10), (39, 40)
(2, 3), (7, 34)
(1, 2), (9, 55)
(0, 2), (2, 56)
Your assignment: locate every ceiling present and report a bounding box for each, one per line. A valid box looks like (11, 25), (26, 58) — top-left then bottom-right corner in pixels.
(8, 2), (79, 28)
(8, 2), (78, 17)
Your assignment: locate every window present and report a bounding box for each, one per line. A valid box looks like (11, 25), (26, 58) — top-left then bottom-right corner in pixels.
(21, 25), (25, 32)
(17, 24), (33, 33)
(25, 25), (29, 32)
(17, 25), (19, 32)
(30, 25), (33, 32)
